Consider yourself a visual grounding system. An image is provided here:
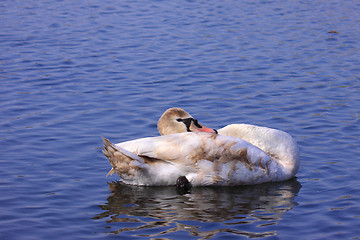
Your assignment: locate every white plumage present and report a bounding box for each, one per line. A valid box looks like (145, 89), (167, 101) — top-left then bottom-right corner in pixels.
(102, 108), (299, 186)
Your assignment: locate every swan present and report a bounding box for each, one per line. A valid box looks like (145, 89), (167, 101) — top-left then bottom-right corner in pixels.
(102, 108), (299, 186)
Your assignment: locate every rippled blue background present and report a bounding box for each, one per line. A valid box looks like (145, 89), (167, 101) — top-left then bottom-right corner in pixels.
(1, 0), (359, 239)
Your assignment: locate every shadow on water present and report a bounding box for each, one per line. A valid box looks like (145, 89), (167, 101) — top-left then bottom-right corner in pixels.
(94, 179), (301, 238)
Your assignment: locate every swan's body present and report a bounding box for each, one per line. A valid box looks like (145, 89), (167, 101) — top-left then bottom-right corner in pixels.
(103, 108), (299, 186)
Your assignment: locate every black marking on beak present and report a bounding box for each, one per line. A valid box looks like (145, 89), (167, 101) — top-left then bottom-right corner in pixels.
(177, 118), (198, 132)
(177, 118), (217, 134)
(192, 119), (202, 128)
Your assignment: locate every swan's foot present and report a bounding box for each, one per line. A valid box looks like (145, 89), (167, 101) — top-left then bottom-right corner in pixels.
(176, 176), (192, 194)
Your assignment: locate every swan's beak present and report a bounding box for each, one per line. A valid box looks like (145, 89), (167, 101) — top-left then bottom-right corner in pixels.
(190, 124), (218, 134)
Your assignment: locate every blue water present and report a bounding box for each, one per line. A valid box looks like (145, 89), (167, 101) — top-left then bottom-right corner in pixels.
(1, 0), (359, 239)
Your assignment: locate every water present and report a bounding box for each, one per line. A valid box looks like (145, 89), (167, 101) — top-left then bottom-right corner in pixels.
(1, 0), (359, 239)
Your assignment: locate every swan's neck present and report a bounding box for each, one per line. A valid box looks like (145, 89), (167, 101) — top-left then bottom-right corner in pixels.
(218, 124), (299, 176)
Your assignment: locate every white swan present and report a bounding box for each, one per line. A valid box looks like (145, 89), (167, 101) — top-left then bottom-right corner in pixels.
(103, 108), (299, 186)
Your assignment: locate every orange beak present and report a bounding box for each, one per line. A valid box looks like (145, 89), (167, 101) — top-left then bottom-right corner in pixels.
(190, 123), (218, 134)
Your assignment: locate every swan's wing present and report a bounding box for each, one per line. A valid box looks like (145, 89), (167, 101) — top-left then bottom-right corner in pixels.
(115, 133), (206, 165)
(118, 132), (279, 174)
(104, 132), (289, 186)
(104, 133), (209, 185)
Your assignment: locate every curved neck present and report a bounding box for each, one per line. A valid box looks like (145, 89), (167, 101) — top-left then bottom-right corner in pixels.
(218, 124), (299, 176)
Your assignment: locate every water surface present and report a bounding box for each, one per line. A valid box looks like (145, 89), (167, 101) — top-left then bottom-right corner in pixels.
(1, 0), (359, 239)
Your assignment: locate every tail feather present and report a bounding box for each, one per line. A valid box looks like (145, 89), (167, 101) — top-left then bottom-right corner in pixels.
(102, 137), (145, 162)
(102, 137), (146, 178)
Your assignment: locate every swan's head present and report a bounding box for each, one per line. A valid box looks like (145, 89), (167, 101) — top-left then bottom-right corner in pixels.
(158, 108), (217, 135)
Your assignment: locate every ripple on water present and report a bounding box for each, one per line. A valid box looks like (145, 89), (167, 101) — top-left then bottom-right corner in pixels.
(1, 0), (360, 239)
(94, 180), (302, 238)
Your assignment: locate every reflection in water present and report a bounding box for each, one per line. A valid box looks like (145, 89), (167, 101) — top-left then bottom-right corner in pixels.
(95, 179), (301, 238)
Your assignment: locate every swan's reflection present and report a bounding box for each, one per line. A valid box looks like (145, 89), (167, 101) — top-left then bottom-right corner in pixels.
(95, 179), (301, 238)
